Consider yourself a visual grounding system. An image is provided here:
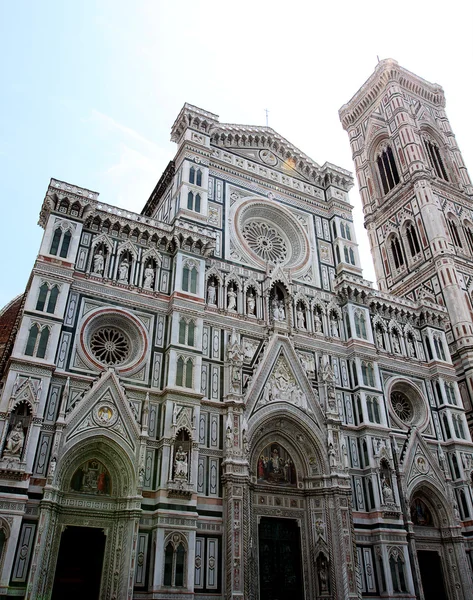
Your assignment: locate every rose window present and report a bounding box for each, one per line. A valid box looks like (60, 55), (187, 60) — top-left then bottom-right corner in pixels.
(242, 222), (288, 264)
(90, 327), (130, 366)
(391, 391), (413, 423)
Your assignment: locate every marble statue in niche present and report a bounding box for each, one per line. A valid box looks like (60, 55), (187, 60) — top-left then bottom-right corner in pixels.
(3, 422), (25, 459)
(70, 459), (111, 495)
(119, 258), (130, 282)
(247, 290), (256, 315)
(93, 250), (105, 275)
(174, 445), (188, 479)
(143, 266), (155, 289)
(227, 286), (237, 311)
(257, 443), (296, 486)
(207, 279), (217, 305)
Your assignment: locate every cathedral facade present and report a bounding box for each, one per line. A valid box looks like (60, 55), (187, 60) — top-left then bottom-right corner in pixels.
(0, 61), (472, 600)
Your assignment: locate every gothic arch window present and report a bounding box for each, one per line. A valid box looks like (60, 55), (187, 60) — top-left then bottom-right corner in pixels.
(447, 216), (463, 248)
(459, 489), (470, 519)
(182, 262), (198, 294)
(463, 220), (473, 254)
(367, 396), (381, 423)
(36, 283), (59, 313)
(376, 145), (400, 195)
(187, 191), (201, 213)
(335, 245), (341, 264)
(405, 222), (421, 258)
(390, 235), (405, 270)
(389, 549), (407, 593)
(443, 414), (452, 439)
(178, 319), (196, 346)
(0, 521), (9, 571)
(354, 311), (367, 339)
(163, 536), (187, 587)
(50, 226), (72, 258)
(176, 356), (194, 388)
(189, 166), (195, 184)
(362, 362), (375, 387)
(433, 334), (446, 361)
(349, 247), (355, 264)
(422, 135), (449, 181)
(344, 246), (349, 263)
(25, 323), (50, 358)
(445, 382), (457, 405)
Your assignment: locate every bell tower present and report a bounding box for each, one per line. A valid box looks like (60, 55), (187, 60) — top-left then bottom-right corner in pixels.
(339, 59), (473, 427)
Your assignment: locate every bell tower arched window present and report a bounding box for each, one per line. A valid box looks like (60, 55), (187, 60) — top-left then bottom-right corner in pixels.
(36, 283), (59, 313)
(423, 137), (449, 181)
(390, 236), (404, 269)
(405, 223), (421, 257)
(163, 541), (186, 587)
(376, 146), (400, 195)
(448, 218), (463, 248)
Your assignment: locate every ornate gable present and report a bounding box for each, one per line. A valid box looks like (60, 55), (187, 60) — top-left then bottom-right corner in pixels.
(246, 335), (324, 426)
(64, 369), (140, 453)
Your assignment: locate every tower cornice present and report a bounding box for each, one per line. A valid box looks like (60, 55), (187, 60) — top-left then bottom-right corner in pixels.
(339, 59), (446, 130)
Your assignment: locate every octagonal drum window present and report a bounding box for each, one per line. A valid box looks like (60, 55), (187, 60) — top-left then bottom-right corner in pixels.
(78, 308), (148, 375)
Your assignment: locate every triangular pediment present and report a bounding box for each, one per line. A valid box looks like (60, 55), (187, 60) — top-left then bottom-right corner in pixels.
(246, 335), (324, 427)
(64, 369), (140, 452)
(400, 428), (446, 494)
(210, 125), (322, 183)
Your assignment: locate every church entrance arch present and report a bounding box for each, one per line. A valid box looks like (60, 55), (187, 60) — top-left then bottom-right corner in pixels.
(26, 436), (141, 600)
(409, 488), (455, 600)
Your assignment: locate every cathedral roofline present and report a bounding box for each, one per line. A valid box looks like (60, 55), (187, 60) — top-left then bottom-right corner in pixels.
(339, 59), (446, 130)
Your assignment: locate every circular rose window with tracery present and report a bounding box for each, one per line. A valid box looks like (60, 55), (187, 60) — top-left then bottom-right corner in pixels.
(391, 392), (413, 423)
(232, 198), (310, 273)
(90, 327), (130, 365)
(242, 222), (288, 264)
(78, 308), (148, 375)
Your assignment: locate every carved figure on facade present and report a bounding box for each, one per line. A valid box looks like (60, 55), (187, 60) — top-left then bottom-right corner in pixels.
(257, 443), (296, 486)
(174, 446), (188, 480)
(247, 290), (256, 315)
(330, 314), (339, 337)
(207, 279), (217, 305)
(296, 306), (306, 330)
(92, 250), (105, 275)
(118, 258), (130, 282)
(143, 267), (155, 289)
(314, 310), (323, 333)
(262, 356), (310, 412)
(3, 422), (25, 459)
(227, 286), (237, 311)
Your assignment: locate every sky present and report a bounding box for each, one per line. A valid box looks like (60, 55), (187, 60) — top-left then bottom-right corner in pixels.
(1, 0), (472, 308)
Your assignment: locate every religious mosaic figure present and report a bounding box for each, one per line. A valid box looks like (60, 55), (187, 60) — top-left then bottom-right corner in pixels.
(174, 445), (188, 479)
(410, 498), (432, 526)
(257, 443), (296, 486)
(227, 286), (237, 311)
(70, 460), (111, 495)
(3, 422), (25, 458)
(143, 266), (154, 289)
(119, 258), (130, 282)
(207, 280), (217, 305)
(93, 250), (104, 275)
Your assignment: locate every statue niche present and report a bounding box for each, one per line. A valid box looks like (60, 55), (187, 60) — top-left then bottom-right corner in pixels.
(257, 442), (296, 486)
(173, 429), (191, 482)
(2, 401), (32, 461)
(70, 459), (111, 495)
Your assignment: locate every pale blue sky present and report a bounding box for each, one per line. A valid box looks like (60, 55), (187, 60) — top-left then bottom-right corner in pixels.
(1, 0), (472, 307)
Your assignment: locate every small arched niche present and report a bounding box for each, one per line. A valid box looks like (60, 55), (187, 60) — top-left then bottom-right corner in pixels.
(410, 496), (434, 527)
(256, 442), (297, 487)
(70, 459), (112, 496)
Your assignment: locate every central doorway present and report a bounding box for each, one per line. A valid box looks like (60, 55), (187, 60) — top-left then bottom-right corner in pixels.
(258, 517), (303, 600)
(52, 526), (106, 600)
(417, 550), (448, 600)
